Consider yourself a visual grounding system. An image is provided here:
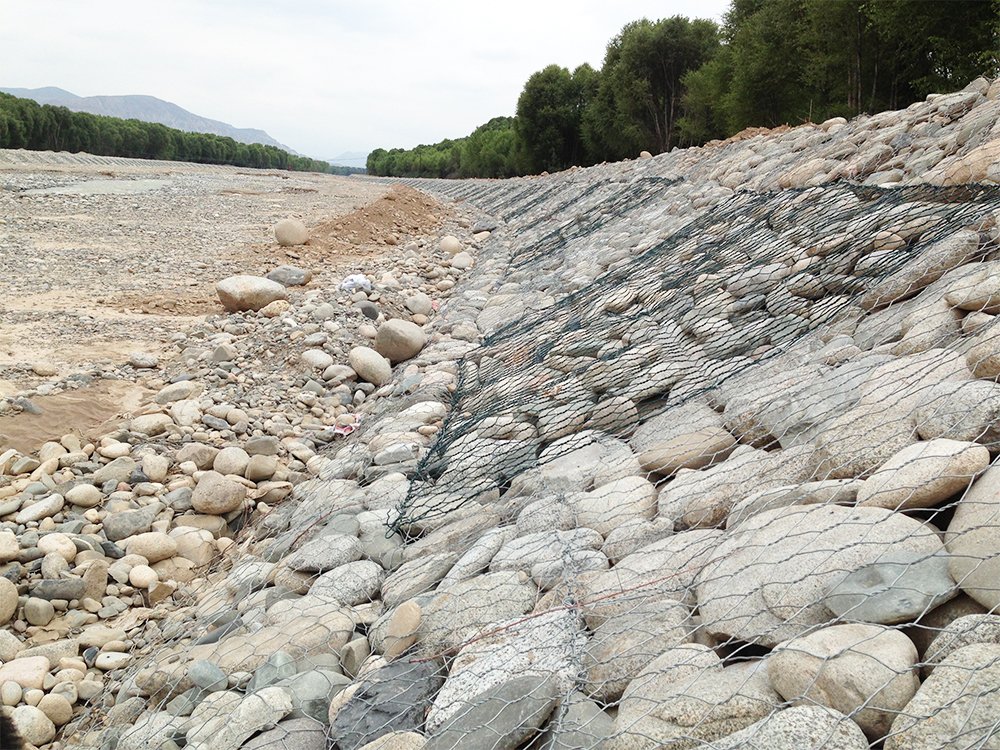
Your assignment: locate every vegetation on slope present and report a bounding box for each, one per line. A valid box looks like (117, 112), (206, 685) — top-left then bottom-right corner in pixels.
(0, 92), (336, 173)
(368, 0), (1000, 178)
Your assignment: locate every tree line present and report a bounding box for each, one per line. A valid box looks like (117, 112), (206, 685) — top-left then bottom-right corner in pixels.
(0, 92), (337, 173)
(368, 0), (1000, 178)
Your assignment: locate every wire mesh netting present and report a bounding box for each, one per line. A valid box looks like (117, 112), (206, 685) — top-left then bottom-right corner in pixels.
(30, 93), (1000, 750)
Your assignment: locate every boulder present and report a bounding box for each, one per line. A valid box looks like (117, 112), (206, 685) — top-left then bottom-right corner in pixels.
(349, 346), (392, 386)
(274, 218), (309, 246)
(216, 275), (288, 312)
(768, 624), (919, 739)
(375, 320), (427, 363)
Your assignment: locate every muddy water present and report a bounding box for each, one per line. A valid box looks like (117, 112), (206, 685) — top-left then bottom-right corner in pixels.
(0, 380), (149, 453)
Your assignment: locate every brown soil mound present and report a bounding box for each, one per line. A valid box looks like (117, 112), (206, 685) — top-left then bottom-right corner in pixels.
(310, 184), (443, 255)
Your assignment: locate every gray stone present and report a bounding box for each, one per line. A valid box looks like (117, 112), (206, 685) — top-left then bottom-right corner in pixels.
(329, 658), (444, 749)
(824, 551), (958, 624)
(308, 560), (384, 606)
(914, 379), (1000, 447)
(267, 265), (313, 287)
(285, 534), (363, 573)
(102, 504), (159, 541)
(241, 718), (327, 750)
(538, 692), (614, 750)
(276, 669), (352, 722)
(188, 660), (228, 692)
(30, 577), (86, 601)
(424, 674), (559, 750)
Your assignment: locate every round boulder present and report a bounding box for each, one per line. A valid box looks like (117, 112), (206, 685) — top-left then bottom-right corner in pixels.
(374, 320), (426, 363)
(348, 347), (392, 386)
(274, 218), (309, 246)
(216, 275), (288, 313)
(191, 471), (247, 515)
(439, 235), (462, 255)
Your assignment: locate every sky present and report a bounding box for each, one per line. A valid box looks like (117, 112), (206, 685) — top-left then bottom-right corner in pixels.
(0, 1), (730, 163)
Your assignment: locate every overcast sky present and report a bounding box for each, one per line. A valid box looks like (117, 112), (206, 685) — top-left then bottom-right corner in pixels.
(1, 0), (730, 162)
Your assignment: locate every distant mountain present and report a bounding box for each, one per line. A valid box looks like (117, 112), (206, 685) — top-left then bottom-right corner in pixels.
(326, 151), (369, 168)
(1, 86), (295, 152)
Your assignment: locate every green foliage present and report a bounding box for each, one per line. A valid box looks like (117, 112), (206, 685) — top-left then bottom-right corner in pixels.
(368, 0), (1000, 178)
(0, 92), (336, 173)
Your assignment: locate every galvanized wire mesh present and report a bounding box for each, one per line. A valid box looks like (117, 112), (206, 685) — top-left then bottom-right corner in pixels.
(57, 171), (1000, 750)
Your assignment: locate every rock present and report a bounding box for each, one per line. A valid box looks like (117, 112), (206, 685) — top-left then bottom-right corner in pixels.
(357, 733), (426, 750)
(886, 643), (1000, 750)
(439, 236), (462, 254)
(186, 686), (294, 750)
(856, 439), (989, 510)
(405, 293), (433, 316)
(860, 230), (981, 310)
(241, 718), (327, 750)
(451, 252), (473, 270)
(537, 692), (614, 750)
(349, 346), (392, 386)
(37, 692), (73, 726)
(191, 471), (247, 515)
(274, 218), (309, 246)
(824, 551), (958, 624)
(696, 505), (944, 646)
(584, 529), (722, 624)
(155, 380), (202, 404)
(583, 598), (694, 702)
(768, 624), (919, 739)
(214, 446), (251, 476)
(381, 554), (456, 609)
(383, 601), (422, 661)
(261, 299), (290, 317)
(11, 704), (56, 746)
(0, 630), (22, 661)
(566, 475), (656, 537)
(285, 534), (363, 572)
(267, 264), (312, 286)
(420, 571), (537, 654)
(611, 644), (780, 750)
(375, 320), (427, 363)
(924, 613), (1000, 672)
(329, 658), (444, 749)
(0, 578), (18, 624)
(15, 493), (65, 524)
(946, 461), (1000, 610)
(0, 656), (50, 690)
(426, 610), (583, 732)
(914, 379), (1000, 447)
(30, 577), (86, 601)
(216, 275), (288, 312)
(129, 564), (159, 588)
(65, 483), (102, 507)
(125, 532), (177, 563)
(712, 706), (869, 750)
(130, 413), (174, 436)
(0, 531), (18, 562)
(103, 504), (159, 541)
(630, 401), (736, 476)
(308, 560), (384, 606)
(424, 674), (559, 750)
(23, 598), (54, 626)
(301, 349), (334, 370)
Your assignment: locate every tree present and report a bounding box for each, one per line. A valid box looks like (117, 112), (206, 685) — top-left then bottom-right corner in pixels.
(515, 64), (587, 173)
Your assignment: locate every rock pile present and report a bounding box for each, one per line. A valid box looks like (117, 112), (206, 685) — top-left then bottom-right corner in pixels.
(6, 77), (1000, 750)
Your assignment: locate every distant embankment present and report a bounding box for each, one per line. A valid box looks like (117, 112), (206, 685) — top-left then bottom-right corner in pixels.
(0, 92), (334, 174)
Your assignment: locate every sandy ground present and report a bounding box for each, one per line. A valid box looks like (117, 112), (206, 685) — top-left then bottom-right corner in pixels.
(0, 150), (443, 451)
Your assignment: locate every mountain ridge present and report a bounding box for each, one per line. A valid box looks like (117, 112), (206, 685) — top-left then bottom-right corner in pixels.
(0, 86), (296, 153)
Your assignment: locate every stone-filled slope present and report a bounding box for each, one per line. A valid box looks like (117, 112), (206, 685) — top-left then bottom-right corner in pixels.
(46, 77), (1000, 749)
